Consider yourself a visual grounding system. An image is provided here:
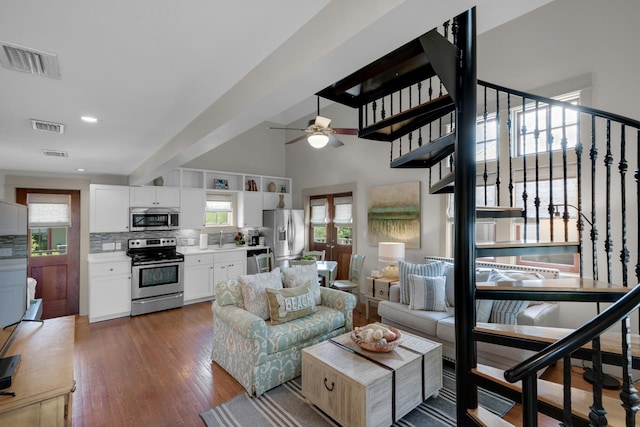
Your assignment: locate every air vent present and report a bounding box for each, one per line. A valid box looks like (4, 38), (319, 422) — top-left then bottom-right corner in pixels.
(0, 41), (60, 79)
(31, 119), (65, 134)
(43, 149), (68, 158)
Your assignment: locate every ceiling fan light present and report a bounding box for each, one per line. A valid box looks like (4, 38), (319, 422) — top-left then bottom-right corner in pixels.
(308, 132), (329, 148)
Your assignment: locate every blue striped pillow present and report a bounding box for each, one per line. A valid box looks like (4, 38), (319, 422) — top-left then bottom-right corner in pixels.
(408, 275), (448, 311)
(488, 269), (529, 324)
(399, 260), (445, 305)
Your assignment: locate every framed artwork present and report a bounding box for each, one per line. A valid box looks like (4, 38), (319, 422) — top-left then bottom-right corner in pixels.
(214, 179), (229, 190)
(367, 181), (421, 248)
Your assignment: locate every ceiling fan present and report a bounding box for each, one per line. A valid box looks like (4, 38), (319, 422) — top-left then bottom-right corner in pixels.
(269, 97), (357, 148)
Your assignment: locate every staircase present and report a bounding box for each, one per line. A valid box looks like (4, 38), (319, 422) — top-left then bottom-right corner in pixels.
(318, 7), (640, 426)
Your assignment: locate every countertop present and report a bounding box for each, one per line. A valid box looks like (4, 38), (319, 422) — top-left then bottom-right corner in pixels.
(177, 245), (270, 255)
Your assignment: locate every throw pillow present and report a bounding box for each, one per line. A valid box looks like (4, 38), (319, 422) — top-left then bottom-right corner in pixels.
(407, 274), (448, 311)
(281, 264), (321, 305)
(215, 279), (243, 307)
(266, 280), (316, 324)
(399, 260), (445, 305)
(239, 267), (282, 320)
(488, 269), (528, 324)
(476, 299), (494, 323)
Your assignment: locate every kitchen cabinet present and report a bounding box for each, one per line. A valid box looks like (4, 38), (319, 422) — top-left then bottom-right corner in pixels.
(180, 188), (206, 229)
(88, 257), (131, 323)
(213, 251), (246, 290)
(90, 184), (130, 233)
(239, 191), (263, 227)
(130, 186), (180, 207)
(184, 253), (214, 303)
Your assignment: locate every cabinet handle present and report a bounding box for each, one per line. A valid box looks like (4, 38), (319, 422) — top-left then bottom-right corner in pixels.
(323, 378), (334, 391)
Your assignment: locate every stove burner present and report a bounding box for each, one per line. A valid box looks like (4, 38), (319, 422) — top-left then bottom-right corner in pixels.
(127, 237), (183, 265)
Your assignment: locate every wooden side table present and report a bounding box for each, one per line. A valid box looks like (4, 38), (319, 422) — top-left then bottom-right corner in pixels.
(364, 277), (398, 319)
(0, 316), (75, 426)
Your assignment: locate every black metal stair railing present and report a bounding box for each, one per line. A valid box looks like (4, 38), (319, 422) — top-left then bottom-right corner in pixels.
(504, 284), (640, 426)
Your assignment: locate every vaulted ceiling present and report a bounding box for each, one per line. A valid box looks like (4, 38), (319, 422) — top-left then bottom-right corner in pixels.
(0, 0), (552, 184)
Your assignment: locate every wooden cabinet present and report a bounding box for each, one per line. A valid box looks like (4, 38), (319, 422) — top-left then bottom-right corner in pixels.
(0, 316), (75, 427)
(90, 184), (130, 232)
(180, 189), (206, 229)
(130, 186), (180, 207)
(213, 251), (246, 289)
(88, 257), (131, 323)
(184, 253), (214, 303)
(239, 191), (263, 227)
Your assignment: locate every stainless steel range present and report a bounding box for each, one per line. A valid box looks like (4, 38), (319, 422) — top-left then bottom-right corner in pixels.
(127, 237), (184, 316)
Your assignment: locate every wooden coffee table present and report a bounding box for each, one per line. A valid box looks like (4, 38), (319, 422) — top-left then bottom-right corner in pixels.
(301, 327), (442, 427)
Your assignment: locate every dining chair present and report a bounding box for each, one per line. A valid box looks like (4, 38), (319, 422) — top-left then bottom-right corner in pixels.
(332, 253), (365, 312)
(254, 252), (274, 273)
(302, 250), (325, 261)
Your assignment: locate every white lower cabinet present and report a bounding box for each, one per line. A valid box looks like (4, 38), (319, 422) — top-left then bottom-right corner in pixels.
(213, 251), (247, 289)
(88, 258), (131, 323)
(184, 253), (214, 304)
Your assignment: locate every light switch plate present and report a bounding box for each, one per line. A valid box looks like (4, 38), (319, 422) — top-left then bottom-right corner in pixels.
(102, 243), (115, 251)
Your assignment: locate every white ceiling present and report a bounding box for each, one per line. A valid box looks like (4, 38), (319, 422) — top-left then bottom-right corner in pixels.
(0, 0), (553, 185)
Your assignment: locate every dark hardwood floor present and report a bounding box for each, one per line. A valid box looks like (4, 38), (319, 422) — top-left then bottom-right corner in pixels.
(72, 302), (614, 426)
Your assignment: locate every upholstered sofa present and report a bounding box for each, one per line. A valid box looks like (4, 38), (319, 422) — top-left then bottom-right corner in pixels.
(378, 256), (560, 371)
(211, 265), (356, 396)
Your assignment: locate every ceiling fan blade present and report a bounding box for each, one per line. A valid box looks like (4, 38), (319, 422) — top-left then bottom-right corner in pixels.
(328, 134), (344, 148)
(285, 134), (308, 145)
(315, 115), (332, 129)
(332, 127), (359, 135)
(269, 126), (308, 132)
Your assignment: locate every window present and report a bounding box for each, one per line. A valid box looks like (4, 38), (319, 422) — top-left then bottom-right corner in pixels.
(476, 113), (498, 162)
(27, 193), (70, 256)
(333, 196), (353, 245)
(515, 93), (580, 156)
(205, 193), (235, 227)
(310, 198), (327, 243)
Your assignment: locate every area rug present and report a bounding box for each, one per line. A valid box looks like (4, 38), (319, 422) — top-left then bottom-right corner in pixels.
(199, 366), (514, 427)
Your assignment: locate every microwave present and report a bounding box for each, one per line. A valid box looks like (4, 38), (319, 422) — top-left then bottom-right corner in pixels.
(130, 208), (180, 231)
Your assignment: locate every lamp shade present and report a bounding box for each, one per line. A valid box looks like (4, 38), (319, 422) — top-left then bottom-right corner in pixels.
(378, 242), (405, 263)
(308, 132), (329, 148)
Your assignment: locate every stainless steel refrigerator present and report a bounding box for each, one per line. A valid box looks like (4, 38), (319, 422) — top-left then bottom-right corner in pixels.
(262, 209), (304, 267)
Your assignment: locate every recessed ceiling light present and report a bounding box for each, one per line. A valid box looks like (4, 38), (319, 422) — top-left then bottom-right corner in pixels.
(81, 116), (98, 123)
(76, 168), (85, 172)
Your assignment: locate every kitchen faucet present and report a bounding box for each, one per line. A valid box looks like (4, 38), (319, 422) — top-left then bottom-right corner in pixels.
(219, 230), (224, 248)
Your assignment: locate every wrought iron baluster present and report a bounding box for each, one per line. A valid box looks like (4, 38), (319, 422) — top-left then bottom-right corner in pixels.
(620, 315), (640, 426)
(589, 337), (608, 427)
(548, 106), (555, 242)
(575, 113), (584, 276)
(495, 89), (501, 207)
(417, 82), (423, 147)
(636, 129), (640, 286)
(605, 120), (613, 284)
(590, 116), (599, 281)
(381, 97), (386, 120)
(372, 100), (377, 124)
(482, 86), (488, 205)
(522, 98), (528, 240)
(562, 107), (569, 242)
(619, 124), (629, 287)
(522, 375), (538, 427)
(561, 356), (573, 427)
(507, 93), (514, 206)
(534, 101), (541, 242)
(408, 86), (413, 152)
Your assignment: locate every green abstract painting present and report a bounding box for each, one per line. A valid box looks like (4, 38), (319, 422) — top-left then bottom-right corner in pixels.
(367, 181), (420, 248)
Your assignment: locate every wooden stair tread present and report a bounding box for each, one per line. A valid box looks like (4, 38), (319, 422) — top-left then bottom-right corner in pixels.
(476, 206), (525, 219)
(430, 171), (455, 194)
(390, 131), (454, 169)
(358, 94), (455, 142)
(477, 277), (628, 302)
(477, 241), (580, 257)
(474, 364), (627, 426)
(468, 406), (514, 426)
(474, 324), (640, 358)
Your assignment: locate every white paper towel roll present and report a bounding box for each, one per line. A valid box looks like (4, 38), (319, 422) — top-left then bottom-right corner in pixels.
(199, 234), (208, 249)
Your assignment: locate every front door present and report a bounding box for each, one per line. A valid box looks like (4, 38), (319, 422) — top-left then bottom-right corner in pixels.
(309, 193), (353, 280)
(16, 189), (80, 319)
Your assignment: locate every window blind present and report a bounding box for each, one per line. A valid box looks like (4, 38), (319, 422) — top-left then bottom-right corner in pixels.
(27, 193), (71, 228)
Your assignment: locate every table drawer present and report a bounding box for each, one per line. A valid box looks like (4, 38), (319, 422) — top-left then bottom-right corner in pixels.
(365, 277), (397, 301)
(184, 254), (213, 267)
(89, 261), (130, 277)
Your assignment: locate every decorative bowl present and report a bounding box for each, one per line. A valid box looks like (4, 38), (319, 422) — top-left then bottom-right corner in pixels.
(351, 325), (402, 353)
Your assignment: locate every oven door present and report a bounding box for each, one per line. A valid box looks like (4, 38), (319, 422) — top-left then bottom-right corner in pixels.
(131, 261), (184, 300)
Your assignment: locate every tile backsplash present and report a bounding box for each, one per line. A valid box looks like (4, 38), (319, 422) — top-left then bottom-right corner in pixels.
(89, 229), (234, 253)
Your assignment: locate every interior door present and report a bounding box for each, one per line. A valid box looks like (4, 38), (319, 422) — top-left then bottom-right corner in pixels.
(309, 193), (353, 280)
(16, 189), (80, 319)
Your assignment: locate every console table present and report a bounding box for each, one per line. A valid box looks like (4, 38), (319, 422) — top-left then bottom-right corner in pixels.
(0, 316), (75, 426)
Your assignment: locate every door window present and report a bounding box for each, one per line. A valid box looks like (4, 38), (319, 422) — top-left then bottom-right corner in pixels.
(27, 193), (71, 256)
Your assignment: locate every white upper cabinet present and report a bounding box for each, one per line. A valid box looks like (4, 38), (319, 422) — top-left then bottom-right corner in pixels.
(90, 184), (130, 233)
(130, 186), (180, 208)
(239, 191), (263, 228)
(180, 189), (206, 229)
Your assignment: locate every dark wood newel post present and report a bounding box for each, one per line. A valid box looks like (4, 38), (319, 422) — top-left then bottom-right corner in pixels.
(453, 7), (477, 425)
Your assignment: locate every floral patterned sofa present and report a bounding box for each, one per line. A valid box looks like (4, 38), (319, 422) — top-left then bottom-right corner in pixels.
(211, 265), (356, 396)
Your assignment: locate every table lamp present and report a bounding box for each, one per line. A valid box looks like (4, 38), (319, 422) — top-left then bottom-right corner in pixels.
(378, 242), (405, 280)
